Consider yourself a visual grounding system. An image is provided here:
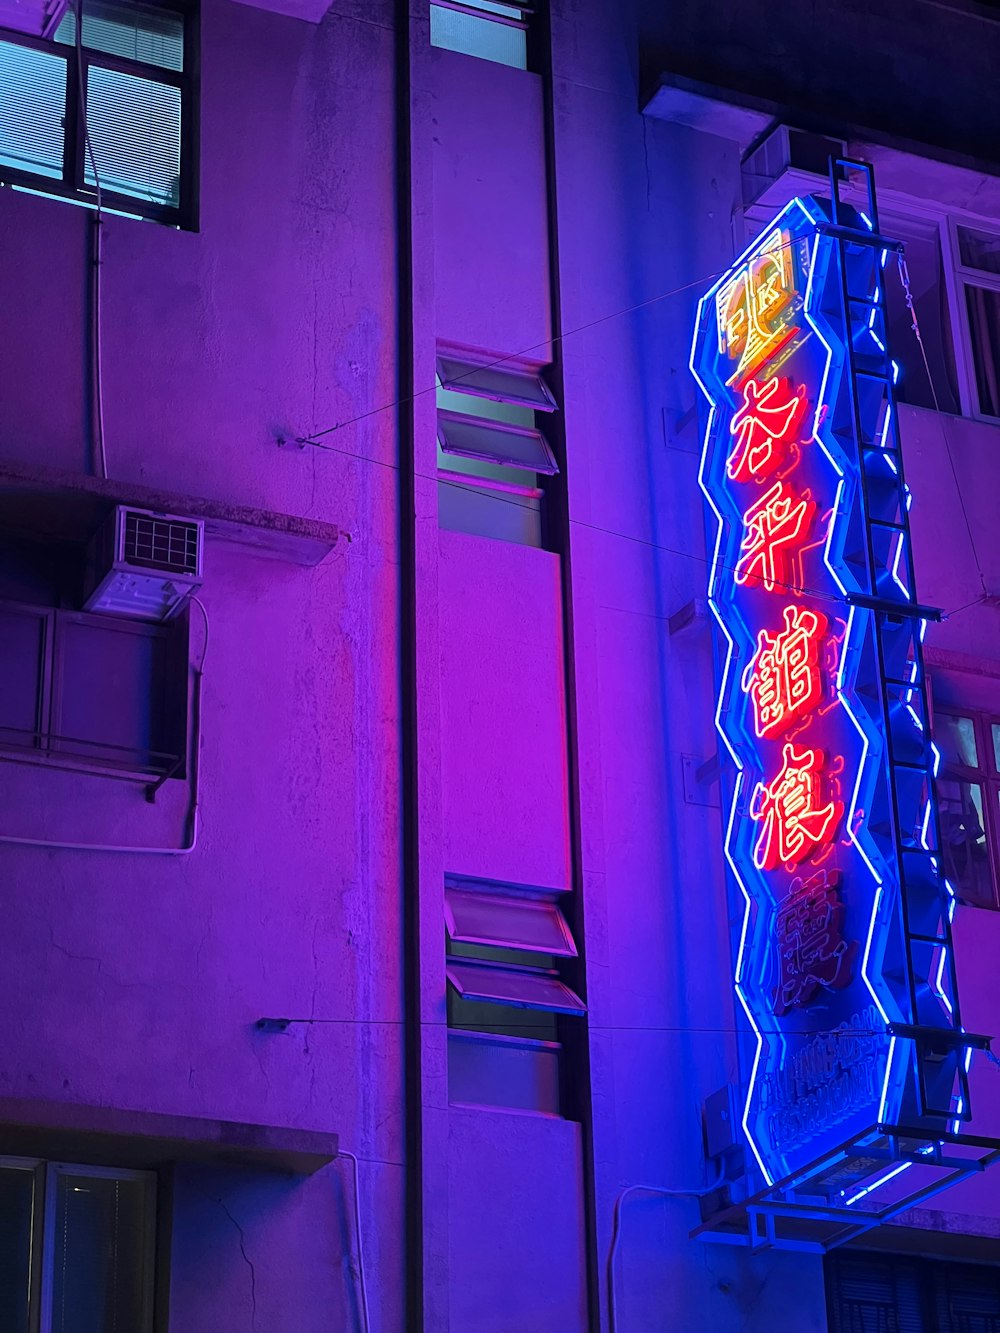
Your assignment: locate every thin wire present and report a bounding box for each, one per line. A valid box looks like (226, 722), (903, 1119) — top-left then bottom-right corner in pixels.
(942, 593), (987, 620)
(296, 236), (810, 446)
(259, 1015), (930, 1039)
(895, 253), (987, 597)
(338, 1151), (371, 1333)
(301, 432), (858, 614)
(73, 0), (108, 480)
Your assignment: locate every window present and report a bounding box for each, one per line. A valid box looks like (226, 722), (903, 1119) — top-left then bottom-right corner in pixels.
(0, 0), (195, 225)
(883, 214), (962, 415)
(436, 350), (559, 547)
(936, 708), (1000, 909)
(429, 0), (533, 69)
(948, 221), (1000, 419)
(445, 877), (583, 1114)
(0, 1158), (158, 1333)
(0, 599), (188, 781)
(826, 1250), (1000, 1332)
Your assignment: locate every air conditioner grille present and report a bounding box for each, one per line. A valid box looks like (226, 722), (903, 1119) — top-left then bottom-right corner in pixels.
(123, 511), (200, 575)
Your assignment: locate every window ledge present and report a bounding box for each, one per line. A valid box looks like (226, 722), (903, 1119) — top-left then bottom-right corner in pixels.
(0, 1095), (338, 1175)
(0, 460), (344, 567)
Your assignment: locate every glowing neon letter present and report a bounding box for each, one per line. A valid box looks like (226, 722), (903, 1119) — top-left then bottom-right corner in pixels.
(750, 742), (842, 871)
(715, 228), (796, 383)
(744, 604), (829, 738)
(727, 376), (808, 483)
(734, 480), (816, 594)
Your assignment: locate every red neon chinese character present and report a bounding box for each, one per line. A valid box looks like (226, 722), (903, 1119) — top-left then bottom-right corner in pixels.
(750, 742), (842, 871)
(726, 376), (808, 483)
(772, 869), (857, 1015)
(734, 480), (816, 593)
(745, 604), (829, 739)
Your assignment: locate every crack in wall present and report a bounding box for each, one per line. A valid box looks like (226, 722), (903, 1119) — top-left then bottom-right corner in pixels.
(217, 1198), (258, 1331)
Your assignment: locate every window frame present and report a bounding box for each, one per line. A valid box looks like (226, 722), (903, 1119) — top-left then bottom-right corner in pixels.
(434, 348), (559, 547)
(0, 595), (188, 783)
(0, 1156), (158, 1333)
(743, 175), (1000, 426)
(941, 214), (1000, 422)
(935, 705), (1000, 910)
(0, 0), (198, 228)
(429, 0), (535, 70)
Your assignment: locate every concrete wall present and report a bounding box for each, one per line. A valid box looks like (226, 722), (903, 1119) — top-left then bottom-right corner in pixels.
(0, 1), (405, 1328)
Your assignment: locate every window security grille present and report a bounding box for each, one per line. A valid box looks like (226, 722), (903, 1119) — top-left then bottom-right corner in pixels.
(826, 1251), (1000, 1333)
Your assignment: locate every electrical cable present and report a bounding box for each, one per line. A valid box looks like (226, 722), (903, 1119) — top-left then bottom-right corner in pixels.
(257, 1015), (933, 1039)
(337, 1151), (371, 1333)
(72, 0), (108, 480)
(295, 230), (840, 448)
(607, 1171), (725, 1333)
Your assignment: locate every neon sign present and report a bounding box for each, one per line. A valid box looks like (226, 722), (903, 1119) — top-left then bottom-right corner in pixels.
(692, 195), (971, 1189)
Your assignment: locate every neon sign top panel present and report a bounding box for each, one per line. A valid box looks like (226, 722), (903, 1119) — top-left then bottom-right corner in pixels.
(690, 197), (958, 1187)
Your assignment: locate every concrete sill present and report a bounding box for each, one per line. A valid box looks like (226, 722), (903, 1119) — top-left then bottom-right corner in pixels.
(0, 1096), (337, 1175)
(0, 459), (343, 567)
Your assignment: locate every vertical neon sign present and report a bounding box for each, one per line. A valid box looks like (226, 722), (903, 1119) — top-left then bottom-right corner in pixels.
(692, 193), (971, 1189)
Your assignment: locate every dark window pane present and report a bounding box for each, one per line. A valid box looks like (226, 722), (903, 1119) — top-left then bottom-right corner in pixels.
(436, 379), (534, 428)
(438, 477), (542, 545)
(0, 1166), (33, 1333)
(939, 776), (994, 906)
(55, 1), (184, 72)
(0, 40), (67, 181)
(883, 218), (961, 414)
(55, 617), (172, 768)
(85, 67), (181, 206)
(937, 713), (980, 770)
(437, 358), (555, 411)
(957, 225), (1000, 277)
(0, 608), (46, 748)
(51, 1171), (152, 1333)
(992, 722), (1000, 774)
(965, 283), (1000, 419)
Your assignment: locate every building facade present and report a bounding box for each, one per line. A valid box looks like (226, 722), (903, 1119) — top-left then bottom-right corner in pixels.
(0, 0), (999, 1329)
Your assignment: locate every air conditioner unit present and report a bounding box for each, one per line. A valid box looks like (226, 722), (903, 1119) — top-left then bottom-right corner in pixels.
(742, 125), (848, 211)
(0, 0), (68, 36)
(83, 506), (204, 622)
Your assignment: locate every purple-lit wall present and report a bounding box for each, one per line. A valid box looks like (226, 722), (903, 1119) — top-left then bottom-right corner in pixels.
(1, 0), (999, 1330)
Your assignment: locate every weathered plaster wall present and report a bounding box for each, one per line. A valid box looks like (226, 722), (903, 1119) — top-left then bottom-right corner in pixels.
(0, 1), (405, 1328)
(438, 532), (571, 890)
(430, 47), (551, 359)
